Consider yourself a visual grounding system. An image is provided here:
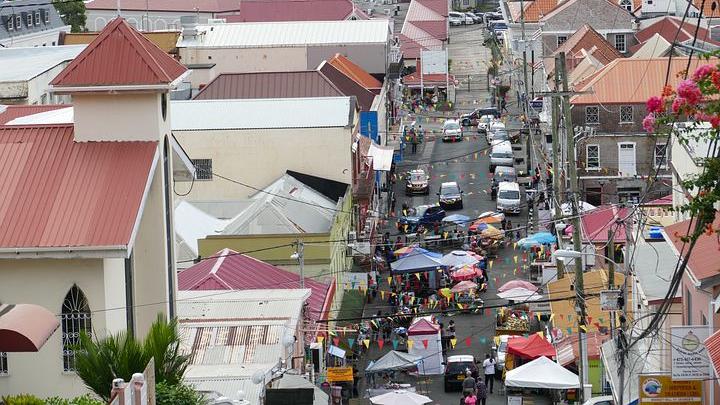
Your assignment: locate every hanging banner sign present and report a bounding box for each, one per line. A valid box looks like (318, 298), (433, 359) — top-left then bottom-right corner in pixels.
(671, 325), (712, 380)
(638, 374), (702, 404)
(326, 367), (354, 382)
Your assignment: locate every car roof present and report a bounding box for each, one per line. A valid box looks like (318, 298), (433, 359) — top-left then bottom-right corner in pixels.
(447, 355), (475, 363)
(494, 166), (516, 173)
(491, 141), (512, 150)
(444, 119), (459, 124)
(441, 181), (459, 187)
(498, 182), (520, 191)
(409, 169), (426, 174)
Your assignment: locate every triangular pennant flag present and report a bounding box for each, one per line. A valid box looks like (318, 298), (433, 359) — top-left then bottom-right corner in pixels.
(465, 337), (472, 347)
(489, 260), (494, 269)
(387, 277), (392, 286)
(333, 337), (340, 346)
(450, 338), (457, 349)
(422, 339), (429, 349)
(392, 339), (399, 350)
(480, 336), (487, 344)
(363, 339), (370, 349)
(381, 291), (385, 300)
(415, 273), (421, 280)
(348, 338), (355, 347)
(407, 340), (414, 350)
(579, 325), (588, 332)
(317, 336), (324, 344)
(378, 339), (385, 350)
(513, 256), (518, 264)
(536, 312), (542, 321)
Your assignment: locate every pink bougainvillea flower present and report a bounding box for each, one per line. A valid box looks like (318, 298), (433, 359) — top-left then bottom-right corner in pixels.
(712, 71), (720, 90)
(695, 111), (712, 121)
(646, 96), (663, 113)
(662, 85), (675, 98)
(677, 79), (702, 104)
(693, 64), (717, 81)
(642, 113), (656, 133)
(672, 97), (687, 113)
(711, 115), (720, 129)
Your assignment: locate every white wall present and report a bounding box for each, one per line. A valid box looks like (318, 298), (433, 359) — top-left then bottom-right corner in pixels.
(174, 127), (353, 200)
(103, 258), (127, 335)
(642, 0), (673, 15)
(179, 47), (308, 74)
(86, 10), (215, 31)
(73, 93), (170, 142)
(670, 136), (701, 221)
(0, 259), (106, 398)
(0, 26), (69, 48)
(0, 62), (73, 105)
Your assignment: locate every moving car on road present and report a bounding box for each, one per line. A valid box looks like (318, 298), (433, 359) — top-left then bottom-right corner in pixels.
(438, 181), (464, 210)
(497, 181), (522, 214)
(405, 169), (429, 195)
(489, 141), (514, 171)
(487, 121), (506, 142)
(444, 355), (478, 392)
(442, 119), (463, 142)
(397, 204), (446, 232)
(477, 114), (495, 133)
(461, 107), (501, 126)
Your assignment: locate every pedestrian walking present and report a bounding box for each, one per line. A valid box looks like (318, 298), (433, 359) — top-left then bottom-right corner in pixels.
(475, 378), (488, 405)
(411, 132), (419, 154)
(464, 392), (478, 405)
(390, 194), (396, 213)
(482, 354), (496, 393)
(462, 370), (476, 396)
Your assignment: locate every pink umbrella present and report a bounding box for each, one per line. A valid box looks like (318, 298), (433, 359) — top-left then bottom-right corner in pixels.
(498, 280), (538, 293)
(451, 265), (482, 281)
(451, 280), (479, 293)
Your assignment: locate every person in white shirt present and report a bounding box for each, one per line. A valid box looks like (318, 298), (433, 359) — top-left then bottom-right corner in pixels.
(482, 353), (496, 393)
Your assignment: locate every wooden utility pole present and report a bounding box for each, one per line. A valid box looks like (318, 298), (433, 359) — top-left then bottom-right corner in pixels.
(551, 59), (565, 279)
(559, 51), (588, 402)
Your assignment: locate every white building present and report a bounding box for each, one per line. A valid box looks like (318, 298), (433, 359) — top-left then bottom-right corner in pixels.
(176, 19), (393, 75)
(670, 122), (716, 221)
(0, 0), (70, 47)
(0, 45), (84, 105)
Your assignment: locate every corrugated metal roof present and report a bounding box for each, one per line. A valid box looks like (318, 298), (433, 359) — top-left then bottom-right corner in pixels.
(0, 105), (68, 125)
(415, 0), (448, 17)
(572, 58), (719, 104)
(630, 34), (673, 59)
(318, 62), (375, 111)
(193, 71), (344, 100)
(171, 97), (353, 130)
(177, 289), (310, 320)
(580, 205), (628, 243)
(0, 125), (157, 249)
(0, 46), (85, 82)
(177, 20), (390, 48)
(663, 212), (720, 281)
(4, 107), (73, 126)
(226, 0), (363, 22)
(178, 248), (332, 322)
(628, 240), (680, 302)
(51, 18), (187, 87)
(86, 0), (240, 12)
(174, 200), (228, 256)
(327, 54), (382, 90)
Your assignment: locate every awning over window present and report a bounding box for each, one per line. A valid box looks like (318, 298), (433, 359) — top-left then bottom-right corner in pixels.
(0, 304), (60, 352)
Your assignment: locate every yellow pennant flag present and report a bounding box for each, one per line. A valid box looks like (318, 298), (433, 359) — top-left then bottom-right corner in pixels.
(489, 260), (494, 269)
(513, 243), (518, 249)
(317, 336), (325, 344)
(404, 224), (409, 232)
(536, 312), (542, 321)
(579, 325), (588, 332)
(457, 303), (463, 310)
(450, 338), (457, 349)
(549, 313), (555, 322)
(537, 331), (544, 338)
(387, 277), (392, 285)
(407, 340), (415, 350)
(513, 256), (518, 264)
(363, 339), (370, 348)
(415, 273), (421, 281)
(381, 291), (385, 300)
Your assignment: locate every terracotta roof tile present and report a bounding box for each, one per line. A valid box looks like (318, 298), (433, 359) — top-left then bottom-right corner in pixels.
(51, 17), (187, 87)
(0, 125), (157, 249)
(545, 24), (623, 75)
(225, 0), (365, 22)
(572, 57), (719, 104)
(178, 248), (334, 322)
(193, 71), (344, 100)
(523, 0), (560, 22)
(664, 212), (720, 280)
(318, 61), (376, 110)
(0, 105), (67, 125)
(327, 53), (383, 90)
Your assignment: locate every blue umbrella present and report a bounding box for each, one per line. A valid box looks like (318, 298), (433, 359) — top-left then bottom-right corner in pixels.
(442, 214), (471, 226)
(516, 237), (541, 249)
(527, 232), (556, 244)
(397, 247), (442, 259)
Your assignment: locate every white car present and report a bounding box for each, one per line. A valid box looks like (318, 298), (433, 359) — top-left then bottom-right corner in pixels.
(442, 119), (463, 142)
(493, 335), (511, 372)
(449, 12), (464, 26)
(463, 13), (475, 24)
(582, 396), (614, 405)
(477, 115), (495, 133)
(487, 121), (506, 142)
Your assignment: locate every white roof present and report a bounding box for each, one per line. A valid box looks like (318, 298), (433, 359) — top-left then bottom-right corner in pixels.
(177, 289), (310, 320)
(505, 356), (580, 389)
(171, 97), (353, 130)
(5, 106), (73, 125)
(174, 200), (229, 256)
(498, 182), (520, 191)
(177, 20), (390, 48)
(0, 45), (86, 82)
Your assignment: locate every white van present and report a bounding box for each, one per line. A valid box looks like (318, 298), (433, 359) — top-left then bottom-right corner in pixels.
(497, 182), (521, 214)
(449, 12), (464, 26)
(487, 121), (506, 142)
(489, 141), (514, 172)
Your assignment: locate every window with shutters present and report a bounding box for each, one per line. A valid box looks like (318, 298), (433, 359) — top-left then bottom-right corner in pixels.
(619, 105), (633, 123)
(7, 16), (14, 31)
(586, 144), (600, 169)
(585, 106), (600, 124)
(45, 9), (50, 23)
(26, 13), (32, 27)
(192, 159), (213, 180)
(34, 12), (40, 25)
(15, 15), (21, 30)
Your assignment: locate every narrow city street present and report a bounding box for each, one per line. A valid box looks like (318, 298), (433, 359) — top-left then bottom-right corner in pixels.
(357, 24), (549, 405)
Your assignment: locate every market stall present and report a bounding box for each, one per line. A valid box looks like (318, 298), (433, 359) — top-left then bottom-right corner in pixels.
(407, 318), (443, 375)
(390, 252), (446, 290)
(505, 356), (580, 389)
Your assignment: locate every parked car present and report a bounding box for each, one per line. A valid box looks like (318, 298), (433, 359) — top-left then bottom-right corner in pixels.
(461, 107), (501, 126)
(444, 355), (478, 392)
(491, 166), (517, 198)
(442, 119), (463, 142)
(462, 13), (475, 24)
(465, 12), (483, 23)
(487, 121), (506, 142)
(438, 181), (463, 210)
(582, 396), (614, 405)
(491, 129), (510, 144)
(477, 114), (495, 133)
(489, 140), (514, 171)
(492, 335), (511, 372)
(397, 204), (446, 232)
(484, 12), (503, 23)
(449, 12), (465, 26)
(497, 181), (522, 214)
(405, 169), (429, 195)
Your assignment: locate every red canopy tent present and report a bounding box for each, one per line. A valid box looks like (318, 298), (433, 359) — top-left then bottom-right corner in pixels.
(507, 333), (556, 359)
(408, 318), (440, 336)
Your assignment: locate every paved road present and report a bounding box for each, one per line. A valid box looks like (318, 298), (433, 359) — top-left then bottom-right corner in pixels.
(356, 24), (551, 405)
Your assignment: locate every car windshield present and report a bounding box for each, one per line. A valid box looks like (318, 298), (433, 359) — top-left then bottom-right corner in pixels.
(445, 122), (460, 130)
(410, 173), (426, 182)
(447, 362), (473, 374)
(414, 206), (428, 216)
(442, 185), (460, 194)
(492, 152), (513, 159)
(494, 132), (509, 140)
(499, 190), (520, 200)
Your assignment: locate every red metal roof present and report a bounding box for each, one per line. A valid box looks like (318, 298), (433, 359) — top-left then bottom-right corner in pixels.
(664, 212), (720, 280)
(87, 0), (240, 12)
(193, 71), (344, 100)
(416, 0), (448, 17)
(177, 248), (334, 322)
(0, 105), (67, 125)
(51, 17), (187, 88)
(327, 53), (383, 91)
(632, 16), (720, 52)
(705, 328), (720, 378)
(225, 0), (366, 22)
(645, 195), (672, 206)
(0, 125), (157, 249)
(580, 205), (629, 244)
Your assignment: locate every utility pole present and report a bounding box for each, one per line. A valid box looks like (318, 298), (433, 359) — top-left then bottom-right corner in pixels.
(608, 226), (616, 340)
(294, 240), (305, 288)
(551, 60), (565, 279)
(559, 51), (588, 402)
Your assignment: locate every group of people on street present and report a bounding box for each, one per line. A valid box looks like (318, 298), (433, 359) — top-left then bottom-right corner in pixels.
(403, 125), (425, 154)
(460, 354), (496, 405)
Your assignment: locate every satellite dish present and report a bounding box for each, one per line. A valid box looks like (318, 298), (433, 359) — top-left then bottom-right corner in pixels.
(251, 370), (265, 385)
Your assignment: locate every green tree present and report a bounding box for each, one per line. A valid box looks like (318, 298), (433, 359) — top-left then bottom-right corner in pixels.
(73, 314), (191, 402)
(52, 0), (87, 32)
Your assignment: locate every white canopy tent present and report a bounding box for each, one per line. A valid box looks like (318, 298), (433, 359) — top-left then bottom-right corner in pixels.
(366, 351), (421, 373)
(505, 356), (580, 389)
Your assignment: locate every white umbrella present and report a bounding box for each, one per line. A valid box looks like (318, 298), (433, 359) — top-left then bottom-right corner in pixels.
(497, 287), (543, 301)
(441, 250), (480, 268)
(370, 390), (433, 405)
(561, 201), (596, 215)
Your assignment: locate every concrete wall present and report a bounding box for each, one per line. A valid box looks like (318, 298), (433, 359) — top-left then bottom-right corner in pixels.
(670, 135), (701, 221)
(174, 126), (353, 200)
(178, 47), (308, 74)
(0, 26), (69, 48)
(86, 10), (216, 31)
(0, 62), (72, 105)
(74, 93), (171, 142)
(306, 43), (388, 74)
(0, 259), (106, 398)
